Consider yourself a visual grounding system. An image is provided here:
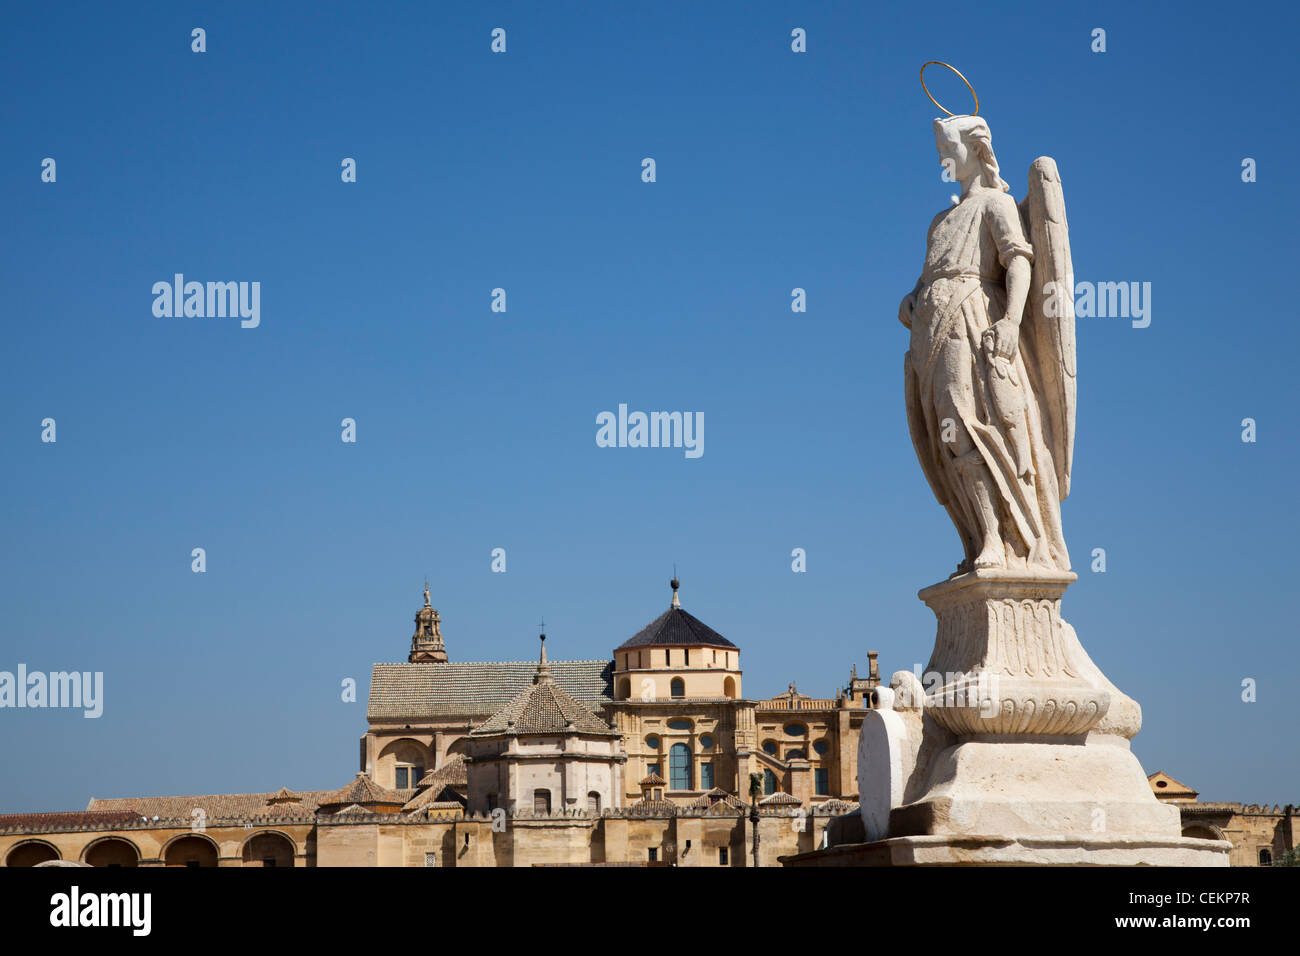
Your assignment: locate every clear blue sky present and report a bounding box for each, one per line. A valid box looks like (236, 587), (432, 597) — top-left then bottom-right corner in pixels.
(2, 1), (1296, 812)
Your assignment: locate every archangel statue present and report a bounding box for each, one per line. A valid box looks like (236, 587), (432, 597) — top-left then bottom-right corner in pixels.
(899, 110), (1077, 575)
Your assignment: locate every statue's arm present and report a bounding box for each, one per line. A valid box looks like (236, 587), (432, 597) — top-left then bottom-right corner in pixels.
(987, 195), (1035, 358)
(1004, 256), (1030, 327)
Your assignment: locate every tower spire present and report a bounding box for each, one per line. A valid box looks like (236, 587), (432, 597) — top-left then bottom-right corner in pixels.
(670, 574), (681, 608)
(534, 628), (553, 684)
(409, 582), (448, 663)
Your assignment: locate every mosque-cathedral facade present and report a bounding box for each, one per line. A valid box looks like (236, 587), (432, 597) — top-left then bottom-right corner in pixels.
(0, 582), (1292, 867)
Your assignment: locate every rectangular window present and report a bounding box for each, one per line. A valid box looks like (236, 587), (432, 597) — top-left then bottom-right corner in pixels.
(718, 847), (729, 865)
(648, 847), (658, 863)
(395, 767), (408, 789)
(425, 852), (438, 867)
(700, 762), (714, 790)
(669, 744), (692, 791)
(648, 762), (660, 777)
(815, 768), (829, 795)
(685, 648), (690, 665)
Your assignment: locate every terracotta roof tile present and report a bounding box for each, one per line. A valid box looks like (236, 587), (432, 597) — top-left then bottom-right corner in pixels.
(322, 773), (403, 808)
(88, 790), (338, 820)
(470, 675), (614, 736)
(415, 753), (468, 790)
(687, 787), (744, 809)
(0, 810), (142, 832)
(368, 660), (613, 721)
(615, 606), (737, 652)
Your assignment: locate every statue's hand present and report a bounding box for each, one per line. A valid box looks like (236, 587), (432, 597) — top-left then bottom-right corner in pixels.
(982, 318), (1019, 360)
(898, 293), (916, 329)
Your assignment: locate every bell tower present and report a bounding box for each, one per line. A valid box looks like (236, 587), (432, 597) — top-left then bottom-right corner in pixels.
(409, 582), (449, 663)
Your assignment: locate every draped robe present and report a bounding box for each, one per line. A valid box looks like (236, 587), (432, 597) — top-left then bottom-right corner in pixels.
(903, 187), (1070, 572)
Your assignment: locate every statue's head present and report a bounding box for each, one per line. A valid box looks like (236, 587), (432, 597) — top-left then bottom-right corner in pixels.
(933, 115), (1009, 193)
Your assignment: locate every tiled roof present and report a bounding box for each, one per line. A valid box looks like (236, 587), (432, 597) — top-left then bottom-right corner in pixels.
(402, 785), (467, 814)
(687, 787), (744, 809)
(415, 753), (468, 790)
(639, 772), (667, 787)
(470, 673), (615, 736)
(759, 791), (802, 806)
(89, 790), (339, 819)
(368, 660), (613, 721)
(615, 606), (737, 651)
(0, 810), (142, 832)
(323, 774), (403, 808)
(251, 801), (315, 821)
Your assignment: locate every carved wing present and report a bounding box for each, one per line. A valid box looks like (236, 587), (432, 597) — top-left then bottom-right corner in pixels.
(1018, 156), (1077, 499)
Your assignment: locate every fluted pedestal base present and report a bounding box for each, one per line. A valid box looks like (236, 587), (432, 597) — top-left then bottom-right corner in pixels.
(859, 568), (1229, 866)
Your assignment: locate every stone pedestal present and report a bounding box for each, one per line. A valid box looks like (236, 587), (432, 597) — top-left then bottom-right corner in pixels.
(855, 569), (1229, 866)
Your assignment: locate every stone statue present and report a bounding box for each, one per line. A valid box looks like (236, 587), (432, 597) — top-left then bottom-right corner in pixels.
(843, 66), (1229, 865)
(899, 113), (1075, 575)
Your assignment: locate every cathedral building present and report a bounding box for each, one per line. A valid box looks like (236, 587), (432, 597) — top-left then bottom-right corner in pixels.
(0, 579), (1286, 866)
(362, 577), (878, 815)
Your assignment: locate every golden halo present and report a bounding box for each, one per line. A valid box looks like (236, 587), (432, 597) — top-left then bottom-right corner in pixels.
(920, 61), (978, 117)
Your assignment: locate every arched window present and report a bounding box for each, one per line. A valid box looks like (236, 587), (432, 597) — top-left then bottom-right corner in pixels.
(723, 676), (736, 698)
(763, 769), (777, 795)
(5, 841), (59, 867)
(533, 789), (551, 814)
(669, 743), (692, 790)
(588, 791), (601, 814)
(382, 738), (430, 790)
(164, 835), (218, 868)
(242, 832), (295, 868)
(670, 677), (685, 699)
(1259, 848), (1273, 866)
(786, 748), (806, 760)
(84, 837), (140, 868)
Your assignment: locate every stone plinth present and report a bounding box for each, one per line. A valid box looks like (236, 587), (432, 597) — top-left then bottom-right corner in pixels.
(851, 569), (1230, 866)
